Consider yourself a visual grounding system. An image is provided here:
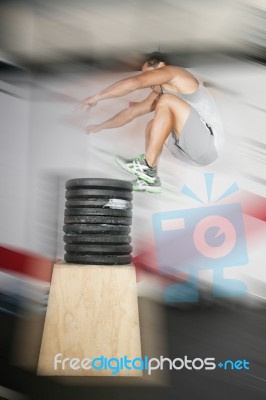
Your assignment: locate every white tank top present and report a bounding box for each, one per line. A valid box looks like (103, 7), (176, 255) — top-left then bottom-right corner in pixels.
(163, 82), (224, 152)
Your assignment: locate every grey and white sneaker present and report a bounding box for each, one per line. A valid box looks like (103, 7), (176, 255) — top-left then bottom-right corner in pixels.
(133, 177), (161, 193)
(115, 154), (157, 184)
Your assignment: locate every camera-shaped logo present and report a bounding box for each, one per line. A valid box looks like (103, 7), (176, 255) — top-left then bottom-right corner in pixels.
(152, 174), (249, 301)
(153, 203), (248, 275)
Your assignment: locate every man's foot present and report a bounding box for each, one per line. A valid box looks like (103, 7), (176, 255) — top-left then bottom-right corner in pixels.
(133, 177), (161, 193)
(115, 154), (157, 184)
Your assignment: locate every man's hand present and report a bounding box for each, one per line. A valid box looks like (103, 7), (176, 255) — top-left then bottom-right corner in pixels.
(85, 124), (102, 134)
(79, 95), (98, 109)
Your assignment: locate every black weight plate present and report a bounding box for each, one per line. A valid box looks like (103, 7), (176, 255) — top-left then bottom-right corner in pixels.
(64, 234), (131, 244)
(66, 178), (133, 191)
(65, 189), (133, 201)
(65, 244), (132, 254)
(64, 215), (132, 225)
(65, 198), (132, 209)
(63, 224), (131, 234)
(65, 208), (132, 217)
(66, 198), (111, 208)
(64, 253), (132, 265)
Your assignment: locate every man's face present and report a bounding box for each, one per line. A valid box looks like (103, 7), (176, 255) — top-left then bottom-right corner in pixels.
(141, 62), (155, 72)
(141, 61), (165, 72)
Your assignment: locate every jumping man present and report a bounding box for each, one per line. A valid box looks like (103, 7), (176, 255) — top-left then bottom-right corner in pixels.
(80, 53), (224, 193)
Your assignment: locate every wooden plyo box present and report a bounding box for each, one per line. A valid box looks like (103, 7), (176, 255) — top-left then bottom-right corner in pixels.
(37, 262), (142, 376)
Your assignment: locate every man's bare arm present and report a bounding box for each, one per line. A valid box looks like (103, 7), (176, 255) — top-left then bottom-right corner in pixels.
(86, 91), (160, 133)
(81, 67), (172, 107)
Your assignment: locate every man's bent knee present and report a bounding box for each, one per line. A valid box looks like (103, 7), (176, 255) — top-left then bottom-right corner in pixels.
(155, 93), (188, 110)
(156, 94), (173, 107)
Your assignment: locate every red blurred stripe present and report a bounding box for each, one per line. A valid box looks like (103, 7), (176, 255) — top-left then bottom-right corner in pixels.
(0, 245), (54, 282)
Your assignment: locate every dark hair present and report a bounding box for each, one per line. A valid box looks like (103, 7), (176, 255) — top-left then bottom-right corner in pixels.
(143, 52), (169, 67)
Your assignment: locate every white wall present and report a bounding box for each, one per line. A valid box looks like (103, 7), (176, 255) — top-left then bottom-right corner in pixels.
(0, 78), (30, 250)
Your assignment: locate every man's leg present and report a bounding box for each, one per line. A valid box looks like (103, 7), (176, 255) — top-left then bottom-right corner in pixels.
(116, 94), (190, 187)
(145, 94), (191, 167)
(133, 96), (189, 192)
(145, 119), (153, 152)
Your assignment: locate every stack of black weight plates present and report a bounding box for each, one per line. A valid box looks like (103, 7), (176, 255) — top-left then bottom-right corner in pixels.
(64, 178), (133, 265)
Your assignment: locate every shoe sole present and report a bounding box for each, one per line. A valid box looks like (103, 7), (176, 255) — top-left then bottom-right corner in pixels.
(133, 185), (161, 194)
(115, 156), (155, 184)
